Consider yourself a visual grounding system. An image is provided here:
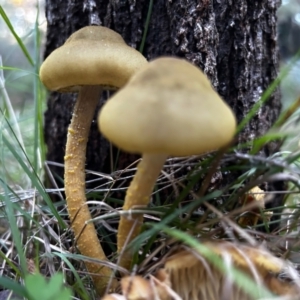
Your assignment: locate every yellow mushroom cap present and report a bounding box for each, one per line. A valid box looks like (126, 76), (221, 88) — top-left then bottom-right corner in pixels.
(39, 26), (147, 92)
(98, 57), (236, 156)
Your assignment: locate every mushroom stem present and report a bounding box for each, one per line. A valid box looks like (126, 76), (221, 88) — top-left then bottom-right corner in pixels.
(117, 153), (167, 270)
(64, 86), (112, 295)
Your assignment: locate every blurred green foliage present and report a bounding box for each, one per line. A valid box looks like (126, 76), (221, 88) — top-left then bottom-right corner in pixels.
(0, 0), (45, 109)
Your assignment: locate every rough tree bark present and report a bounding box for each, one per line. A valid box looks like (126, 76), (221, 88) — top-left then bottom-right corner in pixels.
(43, 1), (281, 207)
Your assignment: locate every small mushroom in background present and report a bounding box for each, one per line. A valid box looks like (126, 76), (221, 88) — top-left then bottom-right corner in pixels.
(39, 26), (147, 295)
(98, 57), (237, 271)
(238, 186), (269, 227)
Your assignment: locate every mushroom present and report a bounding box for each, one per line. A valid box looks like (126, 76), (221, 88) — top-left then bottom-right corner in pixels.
(39, 26), (147, 295)
(98, 57), (237, 270)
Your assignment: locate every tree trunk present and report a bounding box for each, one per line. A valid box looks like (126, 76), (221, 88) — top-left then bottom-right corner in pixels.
(43, 1), (281, 204)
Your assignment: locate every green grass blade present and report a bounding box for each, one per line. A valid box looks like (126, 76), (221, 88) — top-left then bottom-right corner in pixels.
(0, 276), (27, 298)
(236, 50), (300, 134)
(0, 5), (34, 66)
(0, 176), (27, 274)
(138, 0), (153, 53)
(131, 190), (223, 253)
(2, 134), (66, 229)
(0, 248), (22, 277)
(33, 2), (45, 171)
(53, 252), (89, 300)
(0, 66), (36, 74)
(0, 59), (27, 155)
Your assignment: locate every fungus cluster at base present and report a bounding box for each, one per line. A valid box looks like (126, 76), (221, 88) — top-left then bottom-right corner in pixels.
(102, 241), (300, 300)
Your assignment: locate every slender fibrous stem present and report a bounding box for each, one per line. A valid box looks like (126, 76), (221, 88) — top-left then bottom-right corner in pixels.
(117, 153), (167, 271)
(64, 86), (114, 295)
